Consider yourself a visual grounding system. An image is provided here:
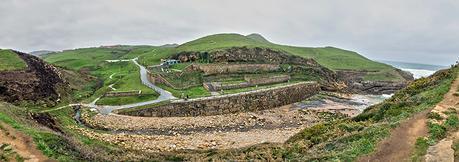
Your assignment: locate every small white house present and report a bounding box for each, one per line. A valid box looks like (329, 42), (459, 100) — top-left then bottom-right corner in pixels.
(160, 59), (180, 66)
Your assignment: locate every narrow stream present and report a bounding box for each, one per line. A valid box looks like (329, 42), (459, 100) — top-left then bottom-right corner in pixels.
(73, 106), (82, 125)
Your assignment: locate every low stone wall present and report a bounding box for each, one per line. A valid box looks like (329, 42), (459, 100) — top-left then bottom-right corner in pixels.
(104, 90), (141, 97)
(118, 82), (320, 117)
(245, 74), (290, 85)
(203, 82), (251, 91)
(203, 75), (291, 91)
(186, 63), (280, 75)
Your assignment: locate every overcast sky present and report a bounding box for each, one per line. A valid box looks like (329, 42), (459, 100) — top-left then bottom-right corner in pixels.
(1, 0), (458, 65)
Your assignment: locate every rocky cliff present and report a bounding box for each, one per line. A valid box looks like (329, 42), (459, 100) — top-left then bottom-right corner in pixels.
(171, 46), (413, 94)
(337, 70), (414, 94)
(172, 47), (339, 85)
(0, 51), (68, 105)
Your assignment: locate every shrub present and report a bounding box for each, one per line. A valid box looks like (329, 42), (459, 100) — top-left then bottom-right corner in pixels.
(443, 114), (459, 130)
(428, 122), (447, 140)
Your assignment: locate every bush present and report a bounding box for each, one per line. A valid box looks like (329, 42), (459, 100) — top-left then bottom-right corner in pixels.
(412, 137), (429, 161)
(443, 114), (459, 130)
(428, 122), (447, 140)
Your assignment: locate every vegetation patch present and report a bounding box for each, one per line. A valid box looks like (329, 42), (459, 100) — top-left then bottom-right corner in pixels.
(95, 94), (159, 106)
(0, 49), (27, 71)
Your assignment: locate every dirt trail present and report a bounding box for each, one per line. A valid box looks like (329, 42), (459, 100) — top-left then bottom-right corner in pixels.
(0, 122), (53, 162)
(359, 74), (459, 162)
(358, 109), (430, 162)
(424, 75), (459, 162)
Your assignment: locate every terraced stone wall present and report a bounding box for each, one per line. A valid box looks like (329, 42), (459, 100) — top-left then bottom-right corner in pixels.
(118, 82), (319, 117)
(186, 63), (280, 75)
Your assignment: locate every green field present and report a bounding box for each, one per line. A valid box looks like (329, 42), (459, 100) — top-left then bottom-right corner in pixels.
(44, 46), (160, 104)
(0, 49), (27, 71)
(93, 62), (160, 105)
(44, 46), (157, 71)
(95, 94), (158, 106)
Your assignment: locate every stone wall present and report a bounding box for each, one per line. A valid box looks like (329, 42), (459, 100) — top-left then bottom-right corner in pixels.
(104, 90), (142, 97)
(186, 63), (280, 75)
(203, 74), (291, 91)
(118, 82), (319, 117)
(203, 82), (251, 91)
(245, 74), (290, 85)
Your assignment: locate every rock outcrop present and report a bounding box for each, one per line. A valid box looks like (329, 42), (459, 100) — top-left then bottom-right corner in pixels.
(0, 50), (67, 105)
(337, 70), (414, 94)
(172, 47), (338, 87)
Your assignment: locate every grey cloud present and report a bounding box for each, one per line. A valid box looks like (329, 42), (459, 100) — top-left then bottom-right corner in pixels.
(0, 0), (458, 65)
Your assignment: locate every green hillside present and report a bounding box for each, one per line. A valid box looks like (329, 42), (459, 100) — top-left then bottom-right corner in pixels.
(175, 33), (392, 71)
(43, 46), (160, 103)
(44, 45), (157, 71)
(0, 49), (27, 71)
(137, 33), (406, 81)
(43, 33), (408, 83)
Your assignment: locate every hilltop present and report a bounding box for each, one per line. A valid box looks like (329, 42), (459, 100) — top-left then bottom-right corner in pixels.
(0, 49), (28, 71)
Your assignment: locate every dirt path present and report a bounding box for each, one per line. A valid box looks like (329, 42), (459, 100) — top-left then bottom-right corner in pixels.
(424, 74), (459, 162)
(0, 122), (53, 162)
(358, 109), (430, 162)
(359, 73), (459, 162)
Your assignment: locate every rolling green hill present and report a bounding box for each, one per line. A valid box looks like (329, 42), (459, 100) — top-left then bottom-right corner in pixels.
(175, 33), (392, 71)
(43, 33), (408, 85)
(0, 49), (27, 71)
(44, 45), (158, 71)
(137, 33), (407, 81)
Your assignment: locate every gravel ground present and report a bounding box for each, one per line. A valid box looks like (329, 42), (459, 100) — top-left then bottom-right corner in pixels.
(76, 105), (324, 151)
(83, 105), (320, 135)
(71, 125), (306, 152)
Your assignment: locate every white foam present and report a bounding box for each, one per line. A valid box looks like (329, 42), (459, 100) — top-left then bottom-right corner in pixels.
(401, 68), (436, 79)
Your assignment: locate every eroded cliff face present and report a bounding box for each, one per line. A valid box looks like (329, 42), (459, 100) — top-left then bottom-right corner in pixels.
(171, 47), (413, 94)
(337, 70), (414, 94)
(0, 51), (67, 105)
(172, 47), (339, 87)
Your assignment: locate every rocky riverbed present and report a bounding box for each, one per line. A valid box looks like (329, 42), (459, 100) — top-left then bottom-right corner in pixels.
(296, 92), (391, 117)
(78, 104), (330, 151)
(77, 92), (387, 152)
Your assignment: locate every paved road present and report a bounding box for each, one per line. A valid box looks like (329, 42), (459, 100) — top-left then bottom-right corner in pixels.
(83, 58), (176, 114)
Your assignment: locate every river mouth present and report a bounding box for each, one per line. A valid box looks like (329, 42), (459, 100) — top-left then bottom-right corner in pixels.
(295, 93), (391, 117)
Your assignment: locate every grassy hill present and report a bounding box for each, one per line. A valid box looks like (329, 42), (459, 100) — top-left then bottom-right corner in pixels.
(0, 49), (27, 71)
(44, 45), (157, 71)
(175, 34), (392, 71)
(43, 46), (160, 103)
(43, 33), (407, 82)
(138, 33), (406, 81)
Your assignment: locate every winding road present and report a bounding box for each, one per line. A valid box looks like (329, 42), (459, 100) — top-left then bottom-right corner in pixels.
(82, 58), (176, 114)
